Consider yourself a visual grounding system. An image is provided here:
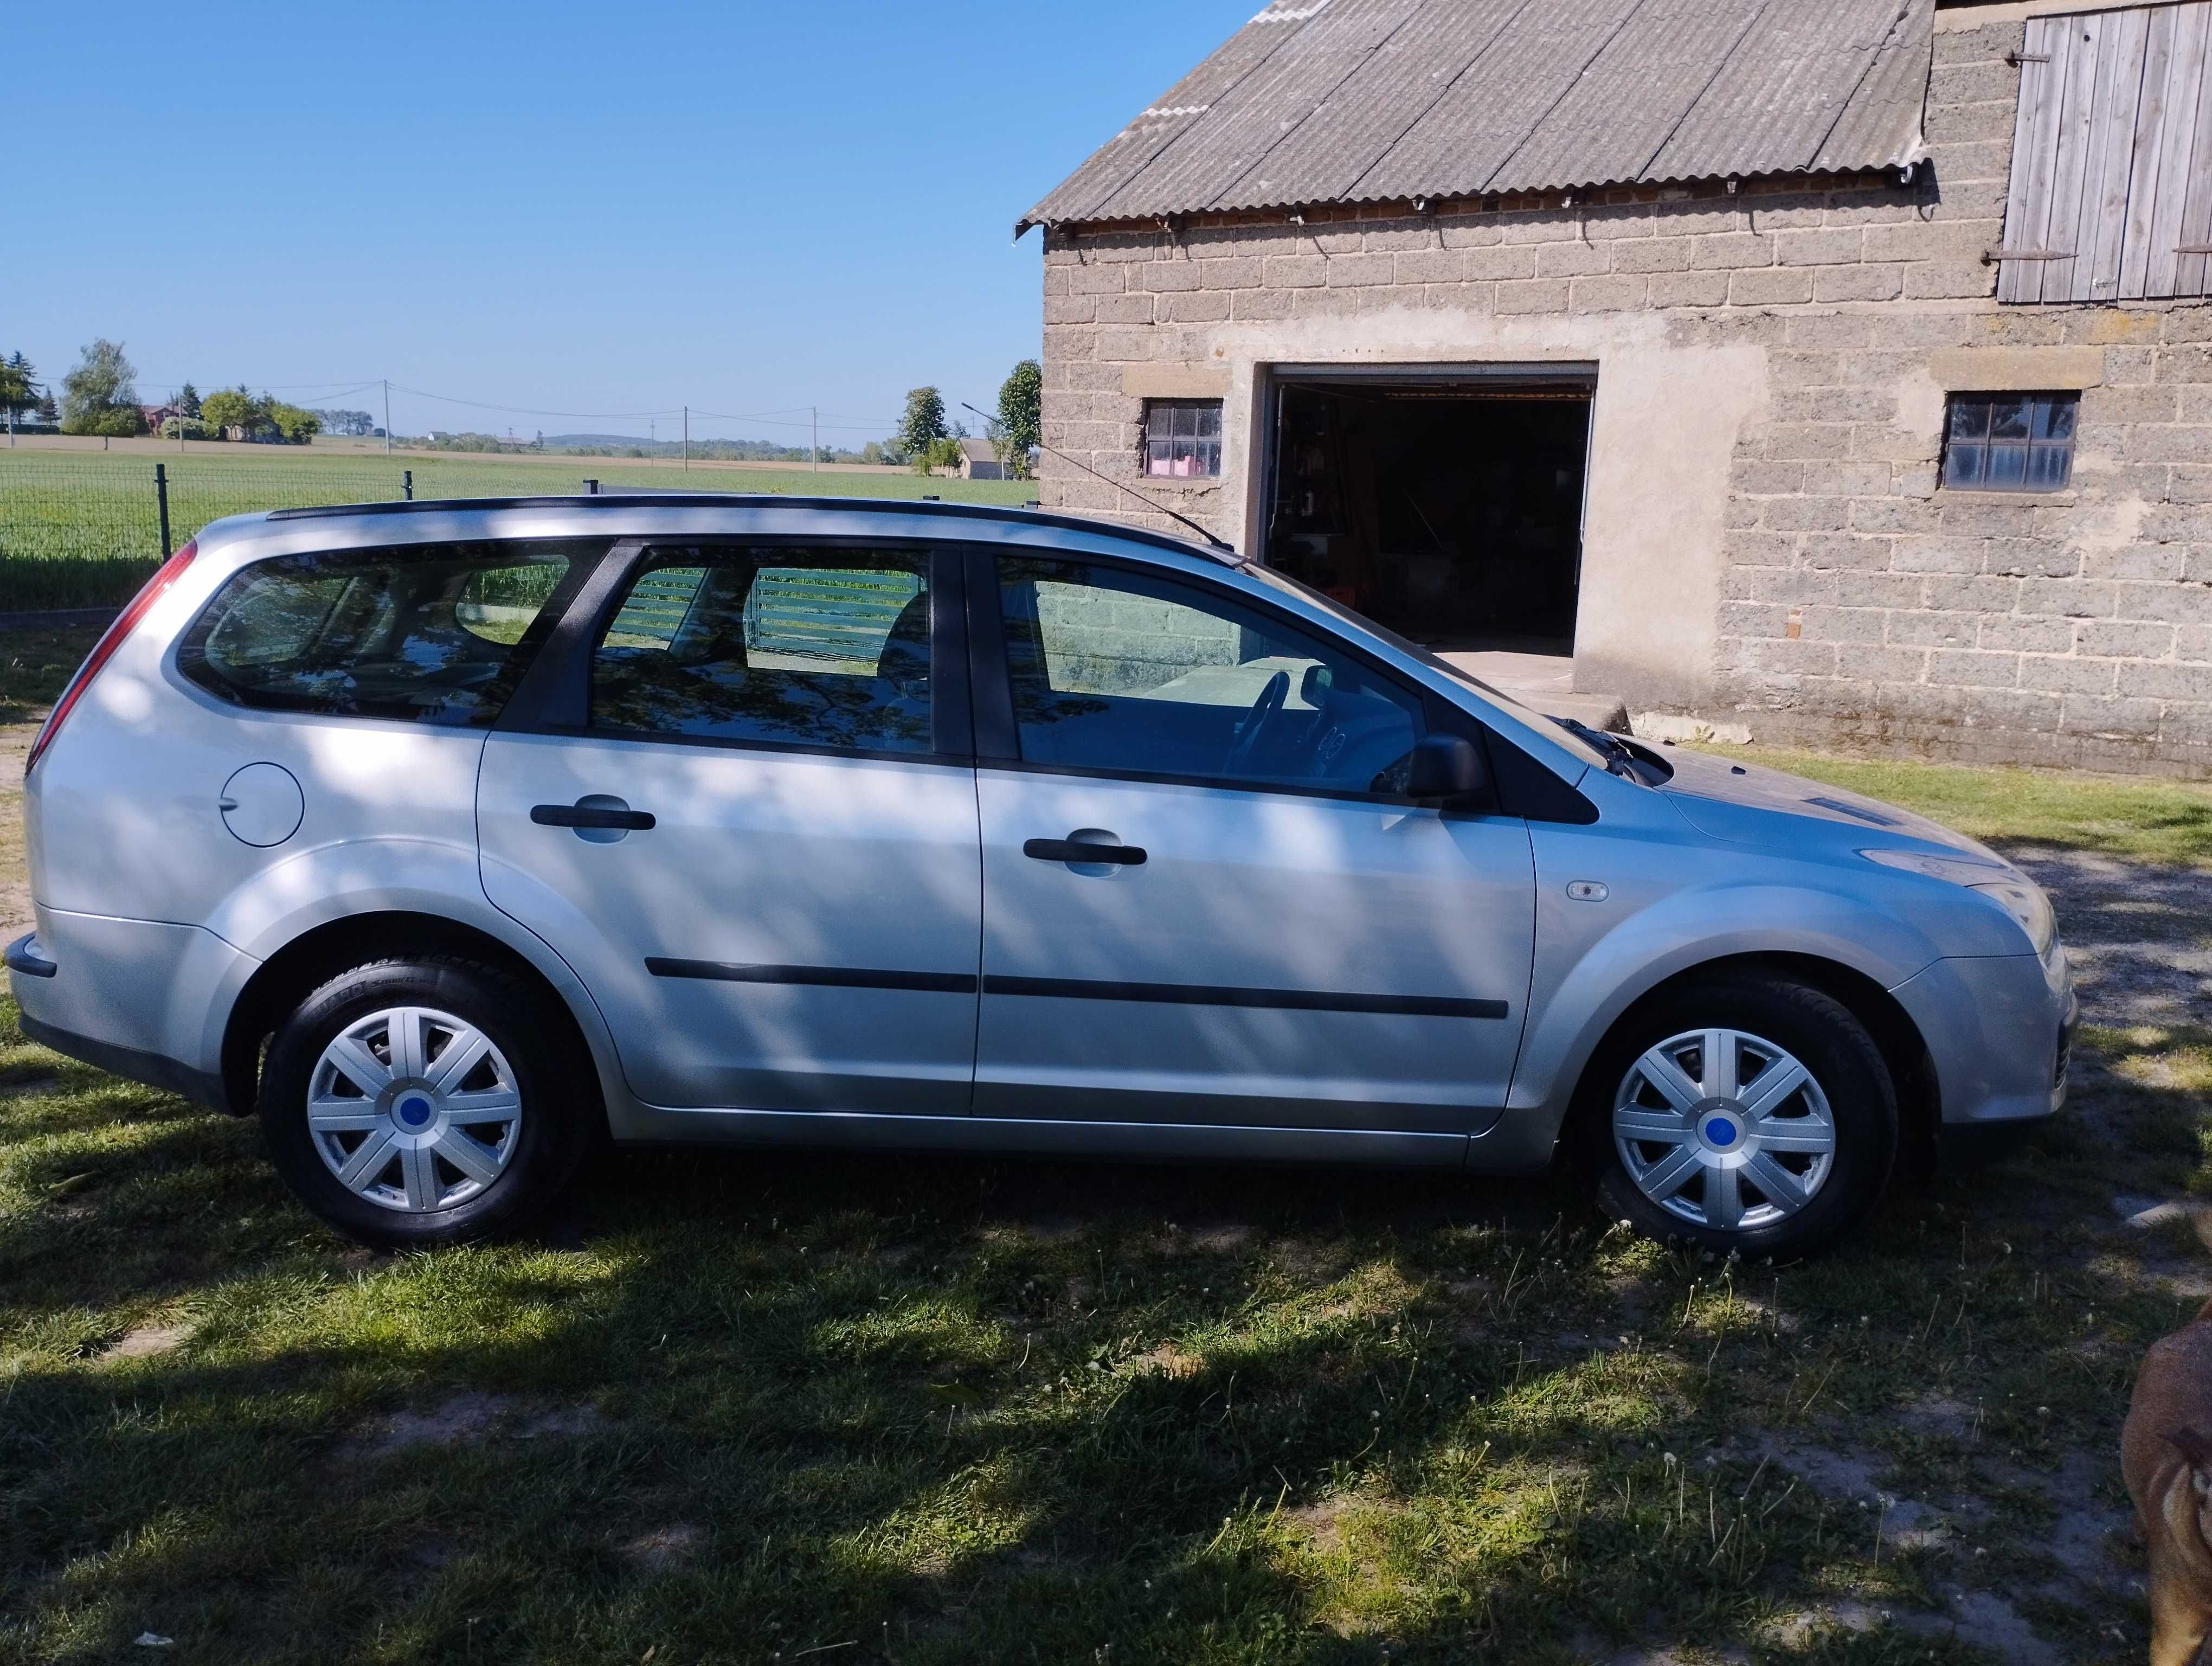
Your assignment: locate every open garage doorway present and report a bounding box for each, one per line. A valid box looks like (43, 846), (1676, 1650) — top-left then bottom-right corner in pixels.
(1259, 369), (1594, 658)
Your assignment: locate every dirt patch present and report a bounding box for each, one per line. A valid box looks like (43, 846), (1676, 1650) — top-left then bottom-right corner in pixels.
(1122, 1342), (1203, 1381)
(101, 1322), (190, 1362)
(2011, 848), (2212, 1033)
(620, 1523), (702, 1571)
(1280, 1495), (1352, 1552)
(344, 1393), (607, 1462)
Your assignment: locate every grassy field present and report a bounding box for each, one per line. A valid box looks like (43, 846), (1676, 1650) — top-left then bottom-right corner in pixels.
(1695, 743), (2212, 870)
(0, 449), (1036, 612)
(1, 659), (2210, 1661)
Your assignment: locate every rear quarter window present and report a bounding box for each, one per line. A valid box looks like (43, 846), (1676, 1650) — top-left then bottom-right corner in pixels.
(176, 540), (590, 726)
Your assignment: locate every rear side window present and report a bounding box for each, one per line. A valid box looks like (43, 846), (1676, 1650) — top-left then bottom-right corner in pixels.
(591, 546), (934, 754)
(177, 541), (586, 726)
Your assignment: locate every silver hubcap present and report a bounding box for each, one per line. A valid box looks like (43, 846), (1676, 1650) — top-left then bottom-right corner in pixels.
(1612, 1027), (1836, 1232)
(306, 1007), (523, 1214)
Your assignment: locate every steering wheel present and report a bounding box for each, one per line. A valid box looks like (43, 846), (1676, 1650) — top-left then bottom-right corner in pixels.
(1223, 669), (1290, 776)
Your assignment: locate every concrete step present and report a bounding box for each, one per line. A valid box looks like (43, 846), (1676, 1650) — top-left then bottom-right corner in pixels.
(1437, 650), (1630, 734)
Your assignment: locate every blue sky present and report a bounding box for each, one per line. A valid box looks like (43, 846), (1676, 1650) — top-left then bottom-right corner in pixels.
(7, 2), (1249, 446)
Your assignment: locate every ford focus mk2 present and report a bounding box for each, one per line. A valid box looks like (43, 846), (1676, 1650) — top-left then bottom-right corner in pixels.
(6, 497), (2075, 1256)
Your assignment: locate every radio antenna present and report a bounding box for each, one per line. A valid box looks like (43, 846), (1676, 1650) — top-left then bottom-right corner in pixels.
(958, 402), (1234, 553)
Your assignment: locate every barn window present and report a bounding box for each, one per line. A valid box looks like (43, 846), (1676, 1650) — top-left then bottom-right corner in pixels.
(1995, 1), (2212, 303)
(1941, 393), (2078, 492)
(1142, 400), (1221, 479)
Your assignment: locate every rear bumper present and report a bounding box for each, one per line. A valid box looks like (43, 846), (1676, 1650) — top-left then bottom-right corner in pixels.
(16, 1011), (229, 1111)
(1889, 946), (2076, 1128)
(7, 909), (255, 1114)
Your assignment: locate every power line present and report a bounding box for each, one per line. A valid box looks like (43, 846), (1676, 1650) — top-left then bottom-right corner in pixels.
(387, 383), (685, 421)
(124, 374), (906, 437)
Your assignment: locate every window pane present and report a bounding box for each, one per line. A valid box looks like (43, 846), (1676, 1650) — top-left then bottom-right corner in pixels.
(592, 548), (931, 753)
(2028, 443), (2072, 489)
(996, 557), (1423, 794)
(1948, 398), (1990, 440)
(1988, 397), (2031, 441)
(1944, 443), (1986, 489)
(1985, 443), (2028, 488)
(1145, 401), (1224, 478)
(178, 542), (580, 725)
(2034, 396), (2077, 441)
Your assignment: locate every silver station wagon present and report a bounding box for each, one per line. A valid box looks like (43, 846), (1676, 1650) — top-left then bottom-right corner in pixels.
(8, 497), (2075, 1257)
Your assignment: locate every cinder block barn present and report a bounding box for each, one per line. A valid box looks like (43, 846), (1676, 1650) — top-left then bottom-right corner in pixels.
(1021, 0), (2212, 772)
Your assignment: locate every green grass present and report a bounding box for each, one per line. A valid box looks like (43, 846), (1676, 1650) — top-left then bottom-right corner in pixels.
(0, 450), (1036, 611)
(1696, 742), (2212, 869)
(0, 992), (2190, 1665)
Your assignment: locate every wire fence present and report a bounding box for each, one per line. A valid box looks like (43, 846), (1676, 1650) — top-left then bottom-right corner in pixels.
(0, 451), (1038, 612)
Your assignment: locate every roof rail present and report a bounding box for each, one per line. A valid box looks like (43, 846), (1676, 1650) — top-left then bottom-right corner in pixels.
(261, 493), (1239, 563)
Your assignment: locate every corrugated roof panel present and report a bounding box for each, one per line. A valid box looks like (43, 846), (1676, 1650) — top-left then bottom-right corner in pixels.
(1496, 0), (1774, 193)
(1021, 15), (1298, 228)
(1811, 0), (1933, 173)
(1353, 0), (1647, 203)
(1019, 0), (1933, 231)
(1087, 0), (1428, 225)
(1654, 0), (1928, 181)
(1213, 0), (1534, 212)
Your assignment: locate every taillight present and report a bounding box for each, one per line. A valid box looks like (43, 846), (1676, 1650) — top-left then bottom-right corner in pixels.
(26, 540), (199, 778)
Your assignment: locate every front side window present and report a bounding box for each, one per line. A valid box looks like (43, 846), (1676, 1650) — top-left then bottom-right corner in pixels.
(591, 547), (933, 754)
(177, 541), (582, 725)
(1942, 392), (2077, 491)
(1143, 400), (1222, 479)
(996, 556), (1423, 795)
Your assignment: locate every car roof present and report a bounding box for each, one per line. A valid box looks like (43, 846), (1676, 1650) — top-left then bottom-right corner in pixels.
(260, 494), (1243, 566)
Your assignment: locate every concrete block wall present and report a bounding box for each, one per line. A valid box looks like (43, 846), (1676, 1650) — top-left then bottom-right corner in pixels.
(1035, 7), (2212, 774)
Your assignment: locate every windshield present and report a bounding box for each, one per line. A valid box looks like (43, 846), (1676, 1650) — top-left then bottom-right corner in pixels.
(1240, 561), (1615, 773)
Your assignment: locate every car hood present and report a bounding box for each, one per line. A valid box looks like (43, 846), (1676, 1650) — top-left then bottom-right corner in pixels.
(1657, 748), (2006, 864)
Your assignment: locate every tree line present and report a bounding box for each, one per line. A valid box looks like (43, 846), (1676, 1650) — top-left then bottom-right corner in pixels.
(0, 344), (1048, 466)
(0, 341), (323, 443)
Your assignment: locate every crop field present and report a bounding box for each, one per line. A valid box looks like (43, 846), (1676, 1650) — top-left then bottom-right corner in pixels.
(0, 449), (1034, 611)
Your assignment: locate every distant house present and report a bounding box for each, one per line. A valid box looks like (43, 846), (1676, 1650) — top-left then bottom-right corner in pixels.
(140, 404), (181, 434)
(958, 437), (1007, 480)
(1021, 0), (2212, 776)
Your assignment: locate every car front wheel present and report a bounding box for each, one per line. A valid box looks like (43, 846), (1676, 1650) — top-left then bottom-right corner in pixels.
(1584, 975), (1898, 1260)
(259, 957), (595, 1248)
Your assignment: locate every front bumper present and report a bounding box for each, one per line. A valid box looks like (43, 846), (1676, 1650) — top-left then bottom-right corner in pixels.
(1889, 945), (2076, 1132)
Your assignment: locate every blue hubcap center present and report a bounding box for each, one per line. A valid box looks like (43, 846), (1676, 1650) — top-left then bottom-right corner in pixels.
(397, 1094), (434, 1127)
(1703, 1116), (1739, 1148)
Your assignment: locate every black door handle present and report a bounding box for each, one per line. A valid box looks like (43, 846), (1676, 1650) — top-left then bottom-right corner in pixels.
(532, 803), (656, 831)
(1024, 837), (1146, 867)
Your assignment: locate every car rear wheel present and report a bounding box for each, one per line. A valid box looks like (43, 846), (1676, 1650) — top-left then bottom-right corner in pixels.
(1583, 975), (1898, 1260)
(260, 957), (594, 1248)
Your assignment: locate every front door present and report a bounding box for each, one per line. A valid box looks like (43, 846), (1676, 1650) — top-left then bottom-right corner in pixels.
(971, 554), (1535, 1133)
(479, 543), (981, 1114)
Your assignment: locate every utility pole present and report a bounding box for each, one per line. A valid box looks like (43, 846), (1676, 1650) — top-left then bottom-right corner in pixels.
(383, 381), (392, 454)
(812, 406), (819, 473)
(683, 406), (689, 472)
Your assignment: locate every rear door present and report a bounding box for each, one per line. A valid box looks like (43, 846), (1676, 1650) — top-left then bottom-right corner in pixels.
(478, 541), (981, 1114)
(968, 551), (1536, 1133)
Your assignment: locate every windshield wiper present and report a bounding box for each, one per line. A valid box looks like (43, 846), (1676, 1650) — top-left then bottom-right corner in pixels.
(1554, 717), (1656, 783)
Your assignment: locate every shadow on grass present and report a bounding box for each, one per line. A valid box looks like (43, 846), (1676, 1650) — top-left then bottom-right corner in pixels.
(0, 1094), (2174, 1665)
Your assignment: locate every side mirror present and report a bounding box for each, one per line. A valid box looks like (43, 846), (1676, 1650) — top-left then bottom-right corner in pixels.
(1406, 734), (1489, 805)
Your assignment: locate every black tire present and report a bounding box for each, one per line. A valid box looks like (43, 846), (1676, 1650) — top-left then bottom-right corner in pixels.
(259, 957), (595, 1249)
(1579, 975), (1898, 1260)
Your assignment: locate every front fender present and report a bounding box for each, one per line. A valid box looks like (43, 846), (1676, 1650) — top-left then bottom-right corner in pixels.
(1509, 816), (1961, 1142)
